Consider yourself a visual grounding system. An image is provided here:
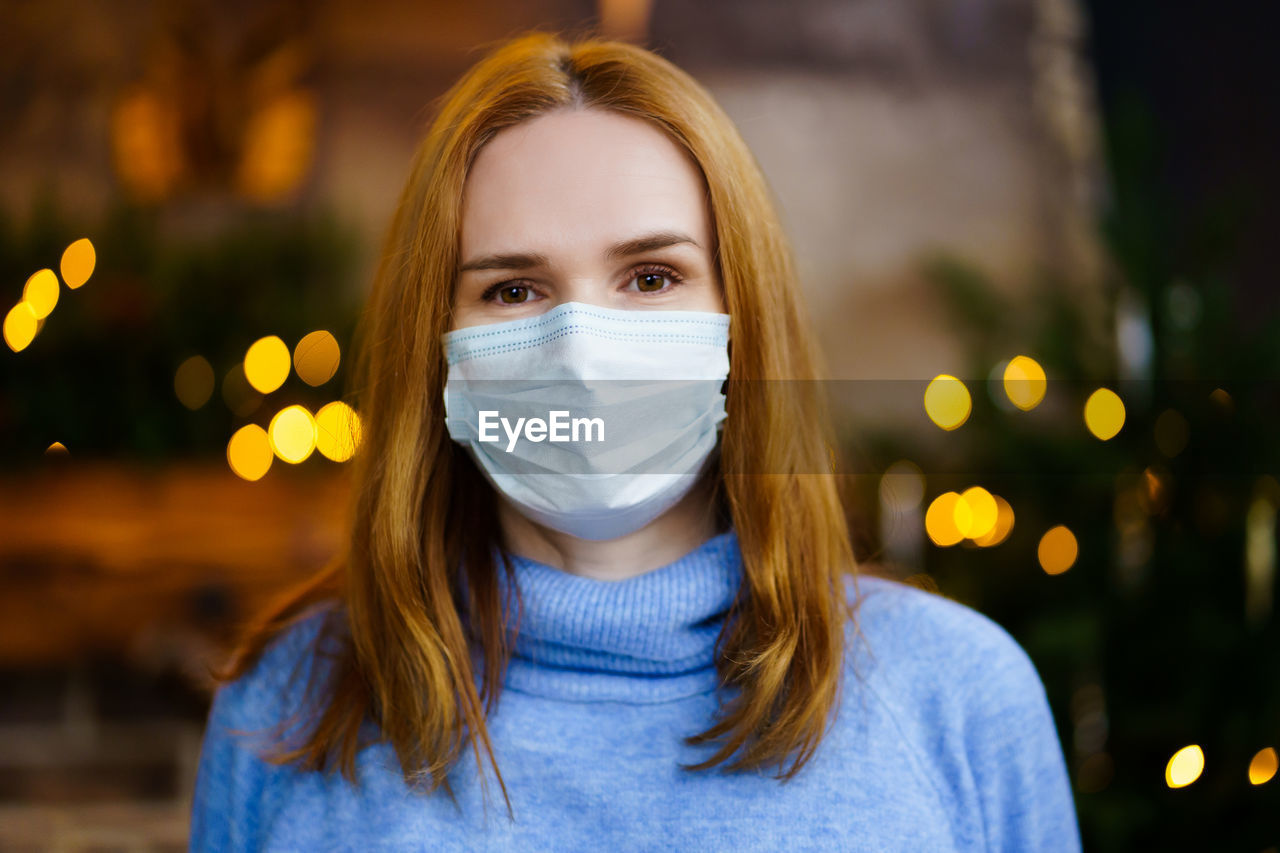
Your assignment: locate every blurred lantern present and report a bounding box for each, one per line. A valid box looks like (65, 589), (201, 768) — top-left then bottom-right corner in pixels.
(111, 88), (185, 201)
(108, 14), (318, 203)
(237, 89), (317, 202)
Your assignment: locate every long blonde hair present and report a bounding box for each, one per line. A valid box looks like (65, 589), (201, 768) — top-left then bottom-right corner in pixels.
(213, 28), (862, 820)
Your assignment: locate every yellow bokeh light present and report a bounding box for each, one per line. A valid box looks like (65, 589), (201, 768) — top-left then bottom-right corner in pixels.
(22, 269), (60, 318)
(924, 375), (971, 430)
(293, 330), (341, 387)
(1084, 387), (1125, 440)
(315, 401), (362, 462)
(958, 486), (998, 539)
(227, 424), (273, 481)
(973, 495), (1015, 547)
(45, 441), (69, 456)
(4, 302), (39, 352)
(1248, 747), (1277, 786)
(1038, 525), (1078, 575)
(60, 238), (96, 289)
(952, 494), (973, 538)
(926, 492), (966, 547)
(244, 335), (291, 394)
(175, 355), (216, 411)
(269, 404), (317, 464)
(1166, 745), (1204, 788)
(1003, 355), (1047, 411)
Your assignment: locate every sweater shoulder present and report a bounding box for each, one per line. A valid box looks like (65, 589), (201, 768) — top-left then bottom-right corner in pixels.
(840, 574), (1081, 851)
(207, 601), (344, 745)
(843, 572), (1048, 715)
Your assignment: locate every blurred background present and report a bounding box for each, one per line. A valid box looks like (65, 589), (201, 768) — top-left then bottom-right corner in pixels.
(1, 0), (1277, 849)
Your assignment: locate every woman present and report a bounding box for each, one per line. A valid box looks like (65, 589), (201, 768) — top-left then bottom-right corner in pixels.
(190, 30), (1082, 851)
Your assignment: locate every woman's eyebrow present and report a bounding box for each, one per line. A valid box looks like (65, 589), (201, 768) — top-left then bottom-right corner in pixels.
(458, 231), (700, 273)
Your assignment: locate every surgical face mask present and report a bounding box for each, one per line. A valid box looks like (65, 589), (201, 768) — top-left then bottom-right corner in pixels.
(441, 301), (730, 541)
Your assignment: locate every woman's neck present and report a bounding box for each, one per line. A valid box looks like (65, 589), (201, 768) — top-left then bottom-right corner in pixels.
(496, 475), (722, 581)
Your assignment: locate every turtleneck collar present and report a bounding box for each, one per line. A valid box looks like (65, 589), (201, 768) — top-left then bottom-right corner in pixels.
(493, 528), (742, 704)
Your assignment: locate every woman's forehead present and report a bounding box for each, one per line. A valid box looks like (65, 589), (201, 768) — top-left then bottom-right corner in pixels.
(459, 109), (711, 261)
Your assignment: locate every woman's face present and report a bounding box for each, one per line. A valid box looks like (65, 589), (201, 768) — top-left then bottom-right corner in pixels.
(451, 108), (725, 331)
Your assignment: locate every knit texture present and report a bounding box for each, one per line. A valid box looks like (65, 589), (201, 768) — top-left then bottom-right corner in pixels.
(189, 529), (1083, 851)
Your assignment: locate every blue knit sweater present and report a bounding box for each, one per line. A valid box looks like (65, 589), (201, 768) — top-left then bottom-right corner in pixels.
(189, 529), (1082, 851)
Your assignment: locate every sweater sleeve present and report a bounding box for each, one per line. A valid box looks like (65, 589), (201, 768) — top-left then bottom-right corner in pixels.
(188, 674), (274, 851)
(188, 606), (334, 852)
(961, 630), (1082, 853)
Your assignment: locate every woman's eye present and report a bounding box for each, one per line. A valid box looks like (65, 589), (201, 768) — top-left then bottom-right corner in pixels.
(495, 285), (531, 304)
(628, 266), (682, 293)
(635, 272), (668, 292)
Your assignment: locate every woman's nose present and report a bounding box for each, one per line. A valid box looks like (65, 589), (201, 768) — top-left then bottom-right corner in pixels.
(551, 276), (617, 310)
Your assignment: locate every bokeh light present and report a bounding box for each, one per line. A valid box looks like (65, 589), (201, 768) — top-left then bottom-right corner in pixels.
(973, 495), (1015, 547)
(958, 486), (998, 539)
(1038, 525), (1078, 574)
(22, 269), (60, 318)
(174, 355), (216, 411)
(926, 491), (966, 546)
(1248, 747), (1277, 785)
(60, 238), (96, 289)
(315, 401), (362, 462)
(227, 424), (273, 481)
(924, 374), (971, 430)
(293, 330), (341, 387)
(269, 404), (317, 464)
(1166, 745), (1204, 788)
(4, 302), (40, 352)
(1084, 388), (1125, 440)
(1003, 355), (1047, 411)
(244, 335), (291, 394)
